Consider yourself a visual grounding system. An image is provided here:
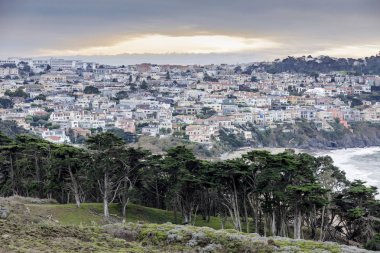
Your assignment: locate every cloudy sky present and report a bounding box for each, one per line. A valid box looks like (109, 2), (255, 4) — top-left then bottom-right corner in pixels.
(0, 0), (379, 64)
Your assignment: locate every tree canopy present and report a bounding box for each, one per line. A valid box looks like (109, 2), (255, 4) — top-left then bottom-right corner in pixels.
(0, 132), (379, 248)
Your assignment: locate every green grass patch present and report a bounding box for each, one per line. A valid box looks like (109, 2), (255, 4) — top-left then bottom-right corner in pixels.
(25, 202), (236, 230)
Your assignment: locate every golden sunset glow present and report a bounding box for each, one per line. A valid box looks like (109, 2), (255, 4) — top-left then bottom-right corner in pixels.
(313, 45), (380, 58)
(39, 34), (281, 56)
(1, 0), (379, 61)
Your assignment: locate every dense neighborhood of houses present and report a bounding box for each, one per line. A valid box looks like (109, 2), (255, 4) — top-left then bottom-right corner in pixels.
(1, 57), (380, 145)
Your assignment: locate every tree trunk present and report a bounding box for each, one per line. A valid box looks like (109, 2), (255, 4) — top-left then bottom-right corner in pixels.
(310, 206), (317, 240)
(279, 208), (288, 237)
(223, 199), (241, 231)
(103, 197), (109, 218)
(9, 154), (15, 195)
(68, 166), (81, 208)
(271, 211), (276, 236)
(294, 208), (302, 239)
(206, 190), (211, 222)
(173, 199), (178, 224)
(155, 181), (160, 209)
(263, 214), (267, 237)
(248, 195), (259, 234)
(191, 204), (199, 226)
(232, 179), (242, 232)
(183, 213), (190, 224)
(320, 193), (331, 241)
(122, 198), (129, 223)
(34, 155), (41, 198)
(103, 170), (109, 218)
(121, 177), (129, 221)
(243, 195), (249, 233)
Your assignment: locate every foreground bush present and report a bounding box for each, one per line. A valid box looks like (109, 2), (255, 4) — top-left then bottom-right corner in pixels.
(0, 219), (374, 253)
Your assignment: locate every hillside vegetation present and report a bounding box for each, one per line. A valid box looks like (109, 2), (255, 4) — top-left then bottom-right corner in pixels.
(0, 119), (29, 137)
(135, 121), (380, 159)
(220, 121), (380, 150)
(248, 55), (380, 75)
(1, 132), (380, 251)
(2, 198), (228, 229)
(0, 196), (374, 253)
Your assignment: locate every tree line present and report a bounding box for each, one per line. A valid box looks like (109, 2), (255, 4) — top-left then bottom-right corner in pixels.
(0, 131), (379, 247)
(246, 55), (380, 76)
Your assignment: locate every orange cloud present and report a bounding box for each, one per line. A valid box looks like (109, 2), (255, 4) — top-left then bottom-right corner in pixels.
(38, 34), (281, 56)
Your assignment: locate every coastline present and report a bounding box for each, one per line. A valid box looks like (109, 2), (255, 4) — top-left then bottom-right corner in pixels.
(220, 147), (305, 160)
(220, 146), (380, 192)
(220, 145), (380, 160)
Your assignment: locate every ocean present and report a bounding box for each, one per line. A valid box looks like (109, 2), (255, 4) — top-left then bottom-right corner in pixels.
(222, 147), (380, 191)
(316, 147), (380, 191)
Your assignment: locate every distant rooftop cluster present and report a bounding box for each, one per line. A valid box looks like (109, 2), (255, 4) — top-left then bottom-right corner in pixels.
(1, 55), (380, 146)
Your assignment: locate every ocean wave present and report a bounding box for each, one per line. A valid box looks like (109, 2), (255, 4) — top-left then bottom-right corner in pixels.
(317, 147), (380, 191)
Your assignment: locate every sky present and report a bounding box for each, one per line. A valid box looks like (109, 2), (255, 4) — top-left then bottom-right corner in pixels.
(0, 0), (379, 65)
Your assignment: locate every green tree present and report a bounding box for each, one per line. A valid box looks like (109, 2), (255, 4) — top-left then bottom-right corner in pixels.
(211, 158), (250, 231)
(34, 94), (46, 101)
(14, 135), (56, 199)
(0, 97), (13, 109)
(83, 86), (100, 94)
(137, 155), (167, 209)
(53, 145), (87, 207)
(140, 80), (149, 90)
(163, 146), (203, 224)
(0, 133), (18, 196)
(115, 90), (129, 100)
(334, 180), (379, 243)
(165, 71), (171, 80)
(198, 107), (217, 119)
(86, 132), (125, 217)
(117, 147), (149, 220)
(5, 87), (29, 98)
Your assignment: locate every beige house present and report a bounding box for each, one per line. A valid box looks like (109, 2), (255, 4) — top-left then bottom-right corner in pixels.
(115, 119), (136, 133)
(186, 125), (213, 143)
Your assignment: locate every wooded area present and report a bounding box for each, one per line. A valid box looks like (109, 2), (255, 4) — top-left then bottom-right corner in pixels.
(0, 131), (379, 248)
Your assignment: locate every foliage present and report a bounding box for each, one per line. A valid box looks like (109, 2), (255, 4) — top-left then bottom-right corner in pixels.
(34, 94), (47, 101)
(140, 80), (149, 90)
(257, 55), (380, 75)
(83, 85), (100, 94)
(251, 76), (258, 82)
(0, 131), (379, 247)
(218, 128), (247, 148)
(114, 90), (129, 100)
(5, 87), (29, 98)
(365, 233), (380, 251)
(107, 128), (136, 143)
(0, 119), (28, 137)
(26, 114), (52, 128)
(203, 73), (219, 82)
(0, 97), (14, 108)
(197, 107), (217, 119)
(0, 218), (353, 253)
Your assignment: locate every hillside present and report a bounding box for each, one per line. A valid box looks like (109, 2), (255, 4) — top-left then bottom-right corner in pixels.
(1, 135), (380, 249)
(248, 55), (380, 75)
(218, 121), (380, 152)
(8, 199), (229, 229)
(0, 120), (29, 138)
(132, 121), (380, 160)
(0, 196), (374, 253)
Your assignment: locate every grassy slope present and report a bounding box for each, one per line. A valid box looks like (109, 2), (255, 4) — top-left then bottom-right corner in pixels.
(25, 203), (233, 229)
(0, 199), (374, 253)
